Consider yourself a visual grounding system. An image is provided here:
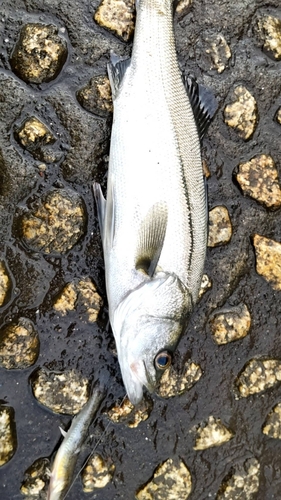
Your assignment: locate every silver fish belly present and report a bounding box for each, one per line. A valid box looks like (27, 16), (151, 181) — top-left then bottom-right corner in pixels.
(94, 0), (216, 404)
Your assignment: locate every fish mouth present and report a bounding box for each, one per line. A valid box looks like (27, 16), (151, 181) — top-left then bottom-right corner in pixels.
(120, 358), (155, 405)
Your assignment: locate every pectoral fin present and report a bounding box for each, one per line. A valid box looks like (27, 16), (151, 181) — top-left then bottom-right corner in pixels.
(107, 54), (131, 99)
(59, 426), (67, 438)
(135, 202), (168, 277)
(93, 182), (106, 241)
(184, 75), (218, 142)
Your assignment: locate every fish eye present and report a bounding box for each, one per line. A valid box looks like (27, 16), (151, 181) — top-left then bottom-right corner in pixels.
(154, 351), (172, 370)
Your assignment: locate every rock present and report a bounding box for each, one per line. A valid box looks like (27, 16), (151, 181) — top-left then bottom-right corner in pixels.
(136, 458), (192, 500)
(193, 416), (233, 450)
(0, 260), (11, 307)
(10, 23), (67, 84)
(21, 188), (86, 254)
(0, 318), (39, 369)
(175, 0), (192, 17)
(0, 406), (16, 466)
(236, 359), (281, 397)
(208, 206), (232, 247)
(275, 107), (281, 124)
(224, 86), (258, 140)
(107, 395), (153, 428)
(82, 454), (115, 491)
(254, 14), (281, 61)
(253, 234), (281, 290)
(263, 403), (281, 439)
(31, 368), (90, 415)
(20, 457), (50, 497)
(198, 274), (212, 299)
(94, 0), (135, 42)
(210, 303), (251, 345)
(77, 75), (113, 117)
(53, 277), (103, 323)
(16, 116), (55, 152)
(202, 159), (211, 179)
(236, 154), (281, 210)
(156, 360), (202, 398)
(216, 458), (260, 499)
(197, 32), (231, 73)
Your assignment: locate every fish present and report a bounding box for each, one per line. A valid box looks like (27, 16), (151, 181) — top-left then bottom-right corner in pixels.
(47, 384), (105, 500)
(94, 0), (217, 405)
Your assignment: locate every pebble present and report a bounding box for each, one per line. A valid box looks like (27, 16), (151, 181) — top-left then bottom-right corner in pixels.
(82, 454), (115, 491)
(198, 32), (231, 73)
(263, 403), (281, 439)
(175, 0), (193, 17)
(16, 116), (55, 154)
(275, 107), (281, 124)
(0, 406), (16, 466)
(10, 23), (67, 84)
(193, 416), (233, 450)
(236, 154), (281, 210)
(224, 86), (258, 140)
(210, 303), (251, 345)
(254, 14), (281, 61)
(136, 458), (192, 500)
(21, 188), (86, 254)
(253, 234), (281, 290)
(216, 458), (260, 499)
(0, 318), (39, 369)
(107, 395), (153, 428)
(94, 0), (135, 42)
(208, 206), (232, 247)
(53, 277), (103, 323)
(236, 359), (281, 397)
(77, 75), (113, 117)
(20, 457), (50, 497)
(156, 360), (202, 398)
(198, 273), (212, 299)
(0, 260), (10, 307)
(31, 368), (90, 414)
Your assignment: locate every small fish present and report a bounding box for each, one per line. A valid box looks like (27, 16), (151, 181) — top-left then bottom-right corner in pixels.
(47, 384), (104, 500)
(94, 0), (217, 404)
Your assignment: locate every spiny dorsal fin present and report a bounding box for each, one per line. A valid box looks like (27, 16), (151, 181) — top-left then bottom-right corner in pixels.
(184, 75), (218, 142)
(107, 54), (131, 99)
(135, 202), (168, 277)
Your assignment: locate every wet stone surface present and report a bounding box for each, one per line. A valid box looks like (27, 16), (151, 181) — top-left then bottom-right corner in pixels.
(107, 395), (153, 428)
(224, 86), (258, 140)
(21, 188), (86, 254)
(10, 23), (67, 84)
(236, 154), (281, 210)
(0, 318), (39, 369)
(53, 277), (103, 323)
(94, 0), (135, 42)
(0, 406), (16, 467)
(31, 368), (90, 414)
(77, 75), (113, 117)
(193, 416), (234, 450)
(208, 205), (232, 247)
(210, 303), (251, 345)
(156, 360), (202, 398)
(20, 457), (50, 497)
(81, 454), (115, 491)
(216, 458), (260, 499)
(236, 359), (281, 398)
(253, 234), (281, 290)
(136, 458), (192, 500)
(262, 402), (281, 439)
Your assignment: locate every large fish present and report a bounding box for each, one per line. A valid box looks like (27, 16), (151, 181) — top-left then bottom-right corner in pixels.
(94, 0), (216, 405)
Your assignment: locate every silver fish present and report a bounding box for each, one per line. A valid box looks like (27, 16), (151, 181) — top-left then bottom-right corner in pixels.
(47, 385), (104, 500)
(94, 0), (216, 405)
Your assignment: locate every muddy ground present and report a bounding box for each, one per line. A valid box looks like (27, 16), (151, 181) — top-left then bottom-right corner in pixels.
(0, 0), (281, 499)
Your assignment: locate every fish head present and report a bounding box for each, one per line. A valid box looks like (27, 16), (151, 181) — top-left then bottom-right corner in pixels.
(113, 272), (192, 405)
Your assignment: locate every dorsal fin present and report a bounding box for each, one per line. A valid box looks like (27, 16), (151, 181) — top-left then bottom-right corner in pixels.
(93, 182), (106, 241)
(107, 54), (131, 99)
(135, 202), (168, 277)
(184, 75), (218, 142)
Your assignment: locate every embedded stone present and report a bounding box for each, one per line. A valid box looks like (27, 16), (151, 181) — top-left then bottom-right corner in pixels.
(107, 395), (153, 428)
(157, 360), (202, 398)
(82, 454), (115, 491)
(0, 260), (10, 307)
(0, 318), (39, 369)
(254, 14), (281, 61)
(275, 107), (281, 124)
(176, 0), (193, 16)
(224, 86), (258, 140)
(236, 155), (281, 209)
(216, 458), (260, 499)
(263, 403), (281, 439)
(193, 416), (233, 450)
(210, 303), (251, 345)
(208, 206), (232, 247)
(198, 274), (212, 299)
(236, 359), (281, 397)
(253, 234), (281, 290)
(21, 188), (86, 254)
(77, 76), (113, 117)
(136, 458), (192, 500)
(21, 457), (50, 497)
(0, 406), (16, 466)
(203, 33), (231, 73)
(94, 0), (135, 42)
(10, 23), (67, 84)
(31, 368), (90, 415)
(16, 116), (55, 153)
(53, 277), (103, 323)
